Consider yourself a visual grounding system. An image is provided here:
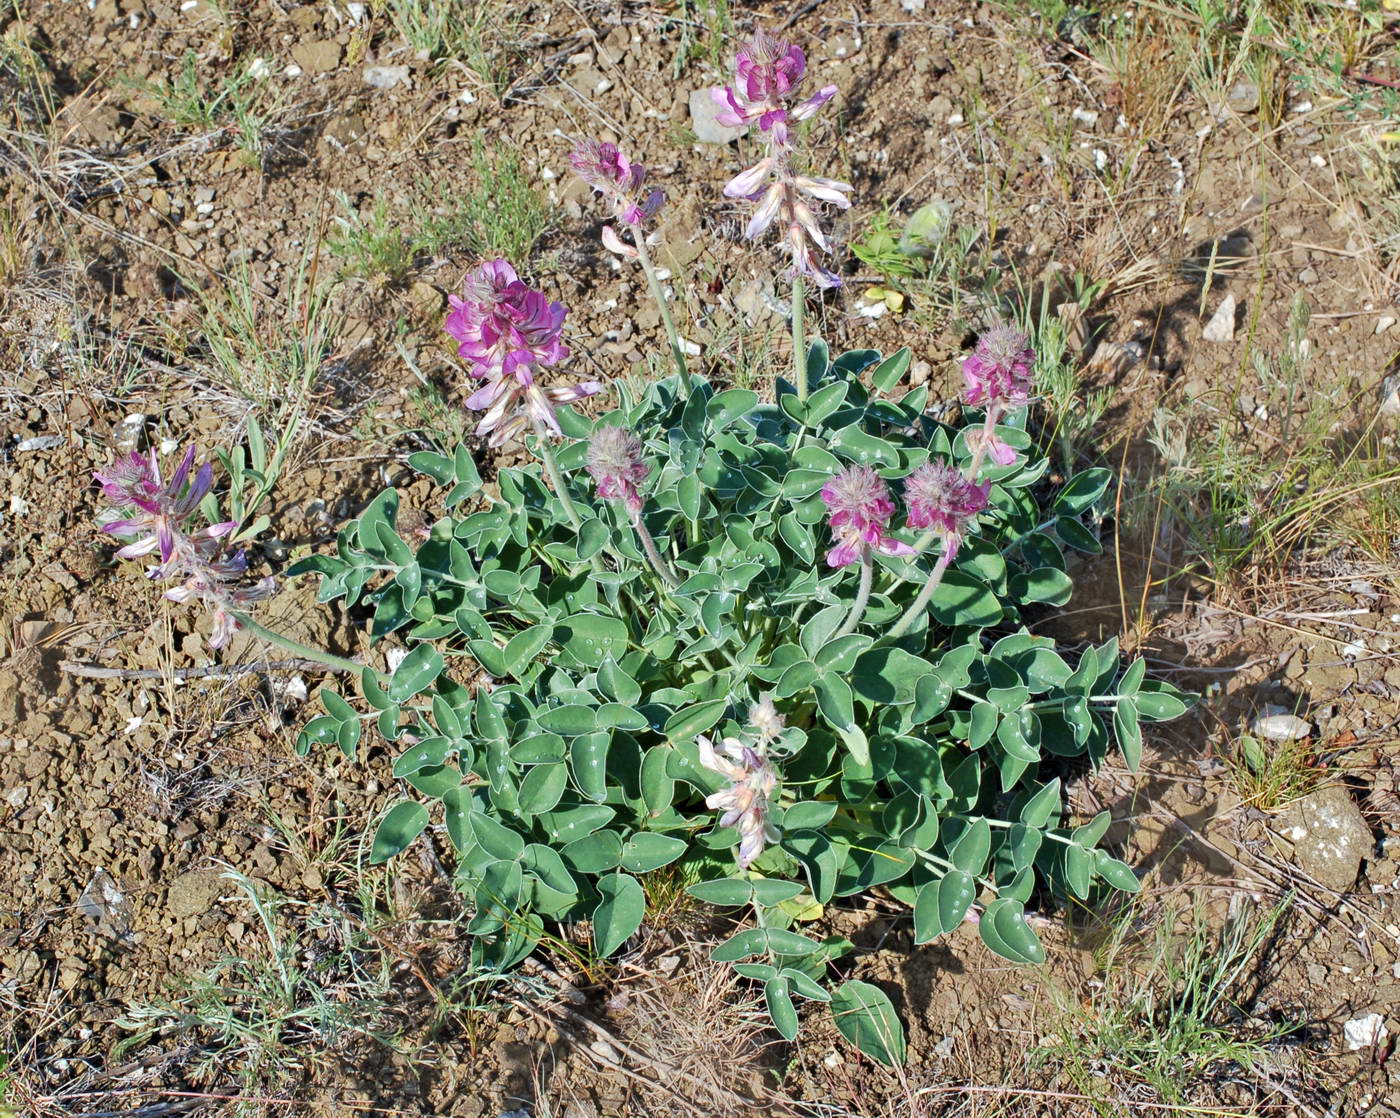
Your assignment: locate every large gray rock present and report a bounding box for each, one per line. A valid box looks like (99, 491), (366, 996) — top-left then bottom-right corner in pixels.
(1279, 786), (1371, 893)
(688, 88), (747, 145)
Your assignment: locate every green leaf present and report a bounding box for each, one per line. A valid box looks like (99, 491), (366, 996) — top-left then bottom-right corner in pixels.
(620, 832), (687, 873)
(948, 818), (991, 875)
(871, 347), (911, 393)
(1113, 698), (1142, 770)
(1063, 843), (1093, 899)
(592, 873), (646, 956)
(512, 732), (566, 765)
(369, 801), (428, 864)
(1134, 682), (1191, 722)
(561, 829), (623, 872)
(1094, 850), (1142, 892)
(1019, 778), (1062, 828)
(1010, 567), (1074, 606)
(712, 928), (822, 963)
(765, 976), (800, 1041)
(664, 700), (727, 741)
(783, 801), (838, 830)
(830, 981), (906, 1066)
(640, 746), (675, 814)
(813, 673), (855, 731)
(558, 613), (630, 668)
(570, 732), (611, 802)
(597, 656), (642, 704)
(686, 879), (753, 907)
(930, 570), (1003, 628)
(469, 810), (526, 861)
(319, 688), (355, 723)
(503, 624), (554, 678)
(707, 388), (759, 431)
(1055, 468), (1113, 514)
(538, 705), (599, 736)
(517, 762), (568, 814)
(979, 898), (1046, 964)
(388, 644), (445, 703)
(1054, 515), (1102, 554)
(805, 379), (849, 426)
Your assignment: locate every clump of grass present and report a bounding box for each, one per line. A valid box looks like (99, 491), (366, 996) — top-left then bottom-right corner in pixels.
(385, 0), (521, 91)
(194, 242), (340, 447)
(328, 144), (552, 283)
(1225, 732), (1326, 811)
(124, 52), (287, 168)
(1145, 293), (1400, 581)
(849, 205), (995, 326)
(1026, 278), (1113, 473)
(116, 870), (401, 1109)
(672, 0), (735, 75)
(414, 139), (553, 264)
(1039, 895), (1302, 1108)
(327, 191), (416, 284)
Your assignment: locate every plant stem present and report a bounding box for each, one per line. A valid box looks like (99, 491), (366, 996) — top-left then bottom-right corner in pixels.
(231, 611), (367, 676)
(631, 511), (680, 589)
(833, 548), (874, 638)
(534, 429), (583, 530)
(791, 272), (808, 402)
(632, 228), (688, 387)
(886, 547), (952, 642)
(965, 403), (1003, 483)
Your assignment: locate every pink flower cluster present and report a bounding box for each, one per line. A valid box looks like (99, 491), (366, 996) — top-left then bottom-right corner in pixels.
(568, 139), (664, 258)
(96, 447), (275, 649)
(961, 323), (1036, 468)
(962, 323), (1035, 410)
(711, 27), (837, 142)
(586, 425), (650, 516)
(444, 260), (601, 446)
(714, 28), (851, 288)
(820, 466), (915, 568)
(821, 461), (989, 568)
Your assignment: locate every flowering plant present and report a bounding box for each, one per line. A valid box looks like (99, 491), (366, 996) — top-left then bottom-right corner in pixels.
(98, 26), (1190, 1065)
(287, 320), (1188, 1061)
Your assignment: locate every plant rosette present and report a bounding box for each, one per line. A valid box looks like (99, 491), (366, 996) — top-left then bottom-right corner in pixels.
(289, 342), (1191, 1065)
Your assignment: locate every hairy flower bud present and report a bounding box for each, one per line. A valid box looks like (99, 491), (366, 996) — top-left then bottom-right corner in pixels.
(697, 733), (781, 868)
(962, 323), (1035, 410)
(586, 425), (650, 515)
(820, 465), (914, 568)
(904, 463), (989, 546)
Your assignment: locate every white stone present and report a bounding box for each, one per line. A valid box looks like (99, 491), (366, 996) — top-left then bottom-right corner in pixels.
(1202, 294), (1237, 343)
(1251, 706), (1312, 741)
(1344, 1013), (1388, 1051)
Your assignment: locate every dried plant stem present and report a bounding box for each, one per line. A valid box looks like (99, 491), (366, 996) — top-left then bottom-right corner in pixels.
(632, 229), (688, 386)
(791, 272), (808, 401)
(61, 657), (348, 680)
(887, 548), (952, 641)
(230, 612), (366, 675)
(632, 512), (681, 589)
(833, 548), (873, 638)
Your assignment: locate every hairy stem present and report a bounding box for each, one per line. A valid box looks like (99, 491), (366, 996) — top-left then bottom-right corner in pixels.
(632, 229), (688, 386)
(886, 547), (952, 642)
(534, 430), (584, 530)
(833, 547), (874, 639)
(631, 511), (680, 589)
(792, 272), (808, 402)
(231, 611), (367, 675)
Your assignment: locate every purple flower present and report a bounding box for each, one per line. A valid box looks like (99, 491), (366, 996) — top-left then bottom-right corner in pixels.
(568, 138), (665, 233)
(962, 323), (1035, 410)
(697, 733), (781, 868)
(904, 463), (989, 556)
(95, 446), (227, 565)
(710, 27), (837, 140)
(586, 425), (650, 515)
(444, 260), (570, 382)
(820, 465), (915, 568)
(96, 446), (276, 650)
(714, 29), (850, 288)
(445, 260), (598, 445)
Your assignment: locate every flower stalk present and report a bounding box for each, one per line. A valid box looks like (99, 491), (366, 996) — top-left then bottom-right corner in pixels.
(792, 273), (808, 402)
(231, 610), (367, 675)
